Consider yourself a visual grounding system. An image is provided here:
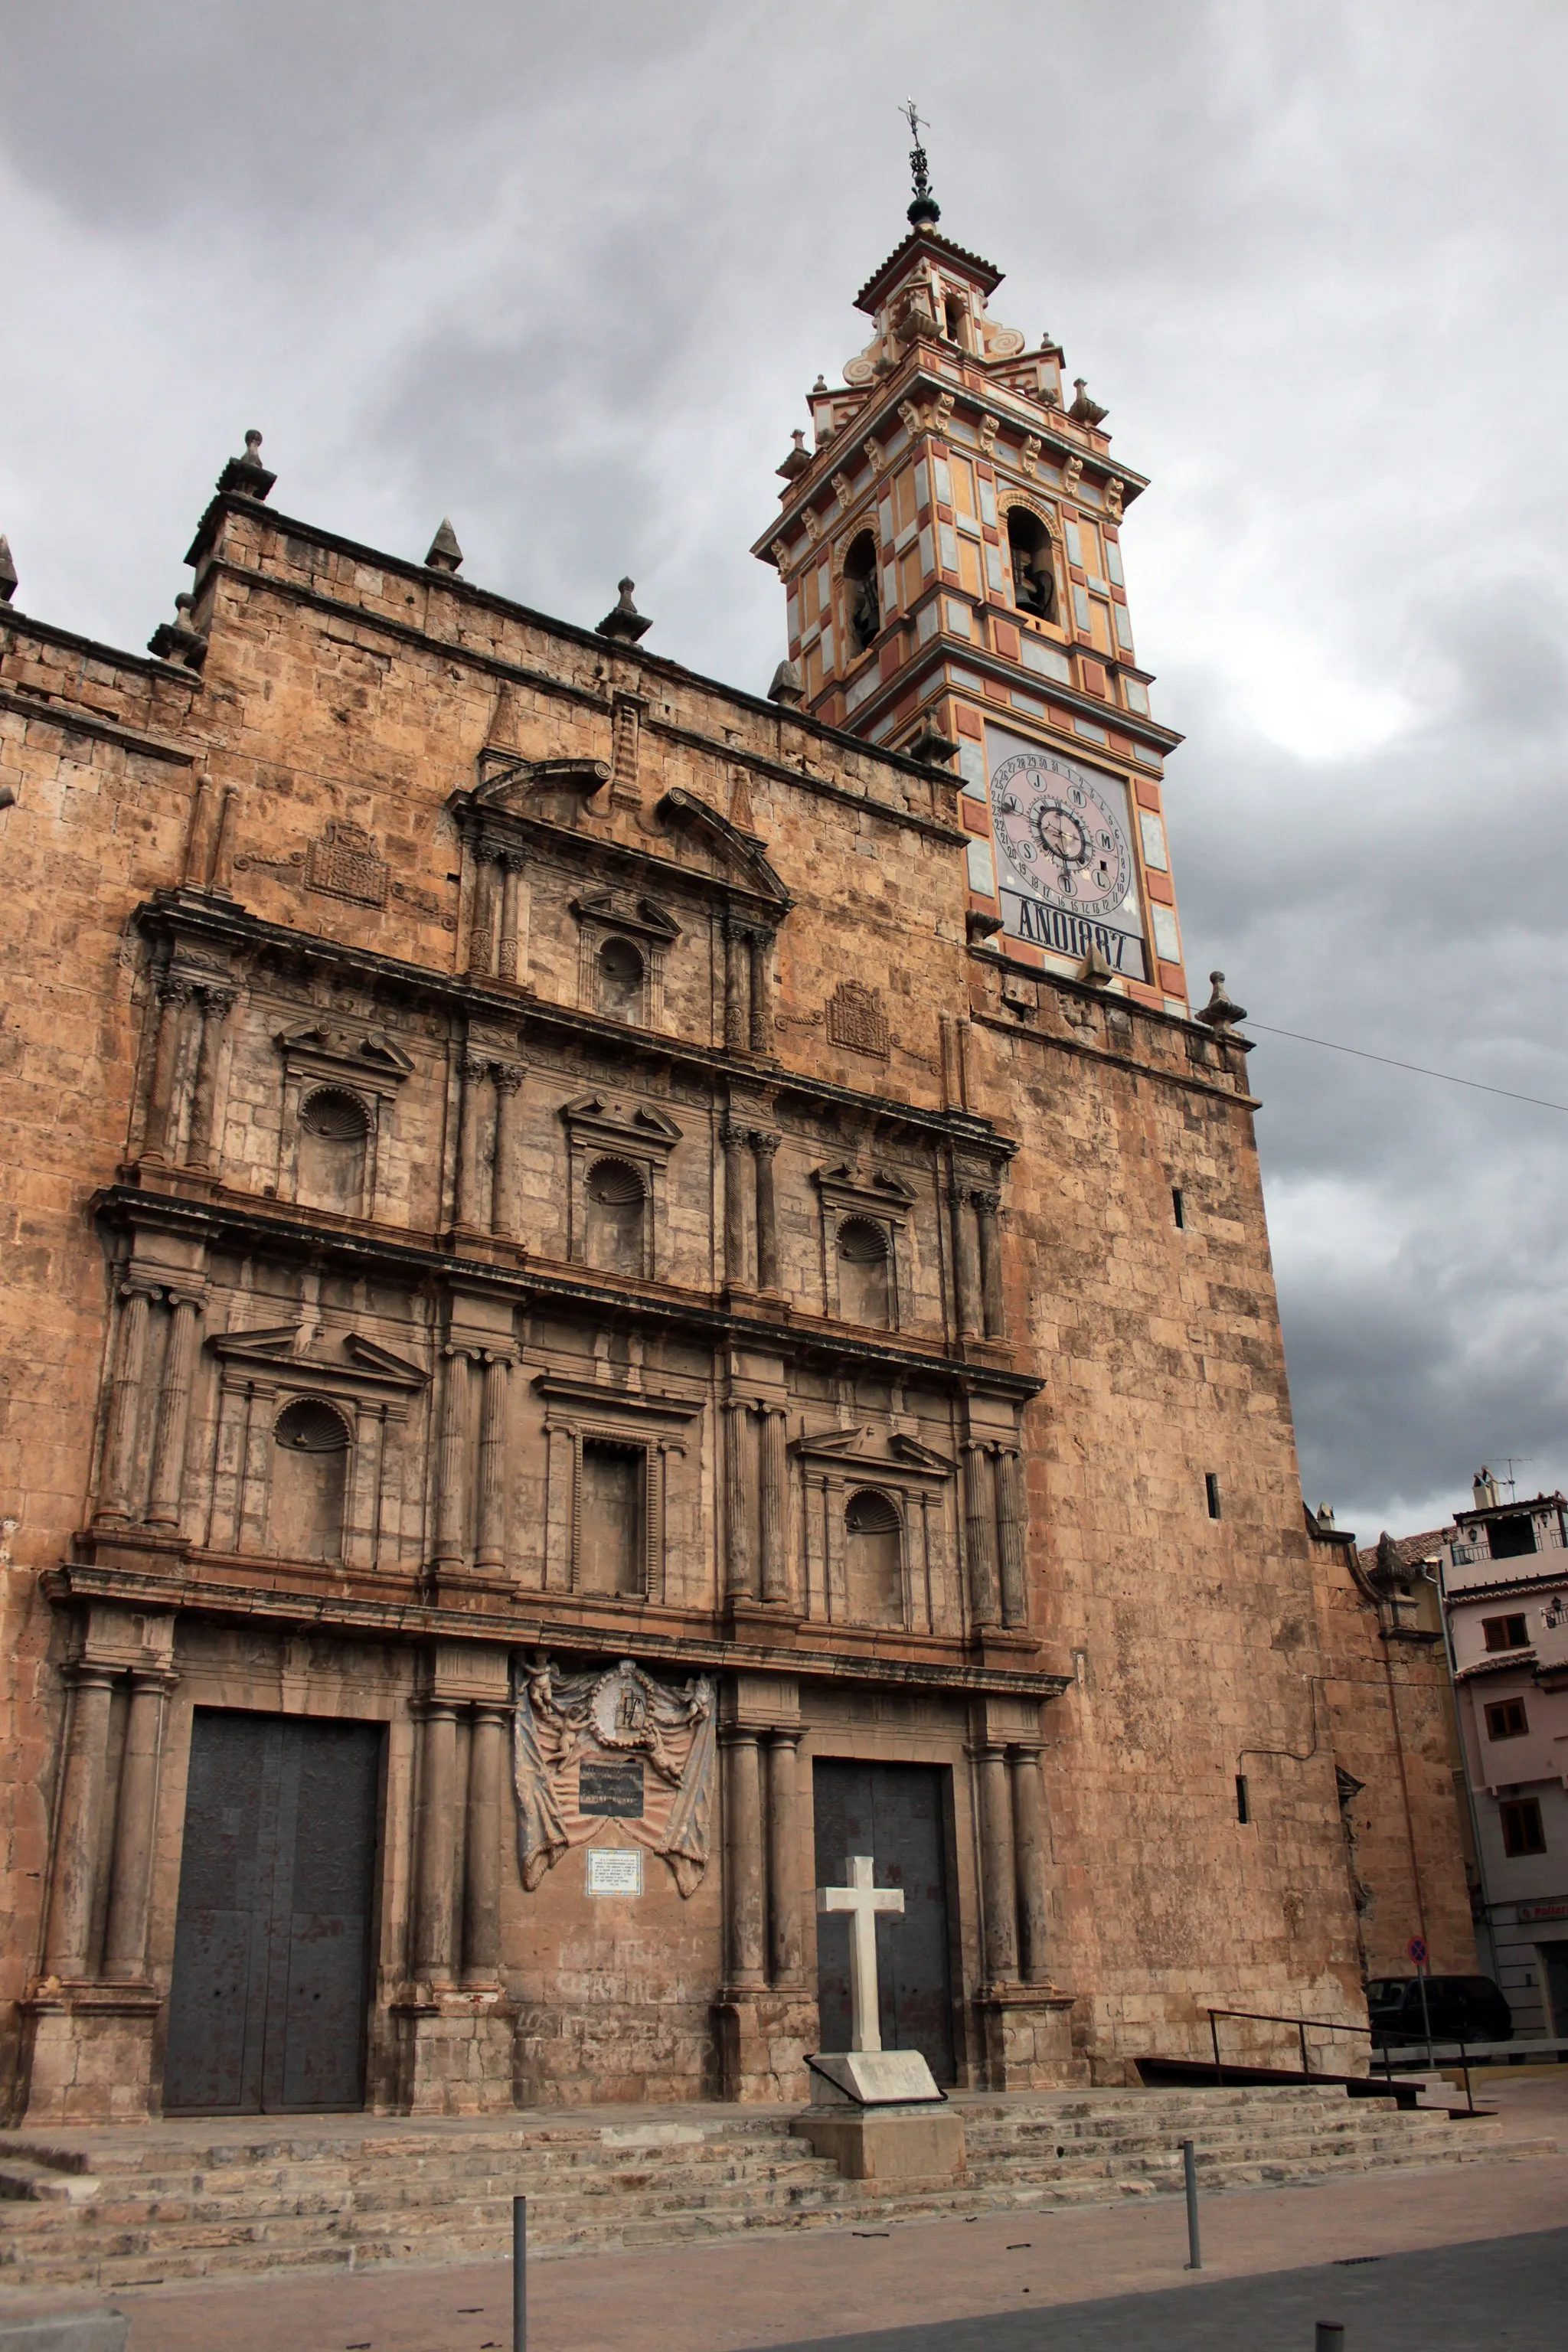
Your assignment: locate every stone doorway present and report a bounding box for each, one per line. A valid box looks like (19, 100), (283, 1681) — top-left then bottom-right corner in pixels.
(812, 1758), (956, 2084)
(163, 1711), (381, 2114)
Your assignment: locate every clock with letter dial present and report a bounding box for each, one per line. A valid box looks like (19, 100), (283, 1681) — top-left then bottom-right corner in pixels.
(989, 744), (1134, 919)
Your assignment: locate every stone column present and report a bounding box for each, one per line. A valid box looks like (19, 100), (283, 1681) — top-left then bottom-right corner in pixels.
(412, 1700), (459, 1985)
(962, 1442), (1001, 1628)
(467, 850), (498, 977)
(722, 1125), (750, 1285)
(490, 1064), (524, 1240)
(765, 1730), (804, 1986)
(96, 1284), (156, 1524)
(1010, 1747), (1052, 1985)
(185, 988), (234, 1171)
(474, 1354), (510, 1573)
(462, 1704), (508, 1986)
(431, 1349), (471, 1573)
(950, 1185), (982, 1338)
(497, 854), (524, 982)
(723, 926), (746, 1052)
(977, 1746), (1019, 1983)
(722, 1728), (766, 1988)
(995, 1446), (1030, 1628)
(722, 1400), (752, 1599)
(43, 1665), (118, 1978)
(747, 933), (772, 1053)
(145, 1292), (203, 1528)
(972, 1189), (1005, 1338)
(757, 1405), (789, 1604)
(142, 979), (192, 1161)
(750, 1132), (779, 1290)
(455, 1057), (490, 1230)
(103, 1667), (175, 1981)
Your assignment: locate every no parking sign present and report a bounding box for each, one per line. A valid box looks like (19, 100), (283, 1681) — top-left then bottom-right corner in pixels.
(1407, 1935), (1429, 1967)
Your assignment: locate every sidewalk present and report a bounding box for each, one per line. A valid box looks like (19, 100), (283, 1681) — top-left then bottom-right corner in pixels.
(14, 2073), (1567, 2352)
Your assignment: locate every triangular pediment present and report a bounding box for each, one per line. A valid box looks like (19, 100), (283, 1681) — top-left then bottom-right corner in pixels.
(789, 1420), (956, 1481)
(561, 1093), (682, 1144)
(814, 1161), (917, 1206)
(209, 1322), (302, 1362)
(344, 1334), (428, 1386)
(208, 1325), (427, 1392)
(572, 888), (681, 942)
(276, 1022), (414, 1077)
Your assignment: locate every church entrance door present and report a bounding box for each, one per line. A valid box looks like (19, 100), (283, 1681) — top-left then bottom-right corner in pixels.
(163, 1710), (381, 2115)
(812, 1759), (956, 2084)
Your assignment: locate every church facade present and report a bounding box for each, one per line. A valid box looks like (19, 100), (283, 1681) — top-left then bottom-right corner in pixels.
(0, 194), (1472, 2125)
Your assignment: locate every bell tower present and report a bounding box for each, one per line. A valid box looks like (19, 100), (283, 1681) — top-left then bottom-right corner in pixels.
(753, 117), (1190, 1014)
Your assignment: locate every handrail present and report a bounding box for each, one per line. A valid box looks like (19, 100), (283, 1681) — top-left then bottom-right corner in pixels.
(1206, 2005), (1476, 2114)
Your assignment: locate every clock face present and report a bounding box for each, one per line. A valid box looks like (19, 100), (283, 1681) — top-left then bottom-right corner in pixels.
(990, 746), (1133, 918)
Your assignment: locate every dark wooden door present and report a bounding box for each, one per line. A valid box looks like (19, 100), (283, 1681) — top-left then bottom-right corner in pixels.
(812, 1758), (956, 2084)
(164, 1711), (381, 2114)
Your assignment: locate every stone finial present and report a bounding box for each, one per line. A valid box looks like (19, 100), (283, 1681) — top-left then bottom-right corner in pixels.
(1197, 969), (1247, 1030)
(596, 578), (651, 643)
(768, 658), (804, 708)
(0, 535), (16, 604)
(216, 430), (277, 501)
(1077, 942), (1113, 988)
(148, 590), (209, 671)
(903, 715), (959, 768)
(425, 518), (463, 573)
(776, 430), (812, 483)
(1068, 378), (1109, 428)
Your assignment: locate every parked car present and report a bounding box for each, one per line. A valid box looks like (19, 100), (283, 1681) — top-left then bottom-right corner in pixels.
(1364, 1975), (1514, 2047)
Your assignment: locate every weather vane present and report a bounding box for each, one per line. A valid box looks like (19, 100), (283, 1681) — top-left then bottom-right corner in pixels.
(900, 98), (940, 227)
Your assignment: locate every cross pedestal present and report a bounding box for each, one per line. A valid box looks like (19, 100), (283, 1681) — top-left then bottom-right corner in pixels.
(792, 1853), (965, 2185)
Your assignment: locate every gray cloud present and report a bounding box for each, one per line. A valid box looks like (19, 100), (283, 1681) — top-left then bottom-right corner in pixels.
(3, 0), (1565, 1538)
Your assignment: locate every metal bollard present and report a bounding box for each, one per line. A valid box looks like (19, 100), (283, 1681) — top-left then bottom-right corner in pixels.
(1181, 2138), (1200, 2270)
(513, 2192), (527, 2352)
(1315, 2324), (1344, 2350)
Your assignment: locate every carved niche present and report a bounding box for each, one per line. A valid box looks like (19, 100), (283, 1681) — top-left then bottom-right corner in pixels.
(560, 1093), (681, 1280)
(532, 1367), (704, 1606)
(205, 1322), (427, 1570)
(812, 1161), (916, 1331)
(789, 1422), (959, 1635)
(274, 1023), (413, 1220)
(570, 888), (681, 1030)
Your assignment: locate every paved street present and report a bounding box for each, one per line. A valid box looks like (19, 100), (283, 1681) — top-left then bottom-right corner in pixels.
(13, 2072), (1554, 2352)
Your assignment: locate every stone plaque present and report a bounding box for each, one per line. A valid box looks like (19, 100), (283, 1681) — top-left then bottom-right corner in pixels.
(307, 821), (390, 907)
(579, 1755), (645, 1818)
(827, 981), (889, 1059)
(586, 1847), (643, 1897)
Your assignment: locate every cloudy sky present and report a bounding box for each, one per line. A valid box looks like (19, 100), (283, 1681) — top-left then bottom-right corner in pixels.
(5, 1), (1566, 1540)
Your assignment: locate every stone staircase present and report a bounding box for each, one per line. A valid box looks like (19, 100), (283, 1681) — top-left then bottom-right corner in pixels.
(0, 2083), (1555, 2292)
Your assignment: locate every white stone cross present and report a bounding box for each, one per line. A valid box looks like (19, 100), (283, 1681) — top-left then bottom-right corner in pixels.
(817, 1854), (903, 2053)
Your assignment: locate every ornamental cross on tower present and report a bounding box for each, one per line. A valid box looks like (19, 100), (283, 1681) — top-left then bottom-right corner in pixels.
(817, 1853), (905, 2052)
(900, 98), (940, 227)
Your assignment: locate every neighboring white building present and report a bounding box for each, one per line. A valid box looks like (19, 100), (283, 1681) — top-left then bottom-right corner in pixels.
(1442, 1475), (1568, 2037)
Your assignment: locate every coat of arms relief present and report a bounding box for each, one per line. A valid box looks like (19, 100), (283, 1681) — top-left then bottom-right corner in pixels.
(512, 1657), (717, 1896)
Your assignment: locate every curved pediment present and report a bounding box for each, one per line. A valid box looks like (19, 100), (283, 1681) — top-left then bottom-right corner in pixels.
(654, 788), (789, 910)
(473, 754), (611, 808)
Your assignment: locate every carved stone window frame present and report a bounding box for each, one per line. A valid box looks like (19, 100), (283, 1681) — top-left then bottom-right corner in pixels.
(207, 1325), (427, 1570)
(534, 1370), (702, 1606)
(275, 1024), (413, 1219)
(562, 1094), (681, 1280)
(570, 889), (681, 1031)
(812, 1163), (916, 1330)
(789, 1424), (957, 1634)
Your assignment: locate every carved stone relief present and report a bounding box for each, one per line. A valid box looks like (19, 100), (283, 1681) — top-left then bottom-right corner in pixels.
(512, 1656), (716, 1896)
